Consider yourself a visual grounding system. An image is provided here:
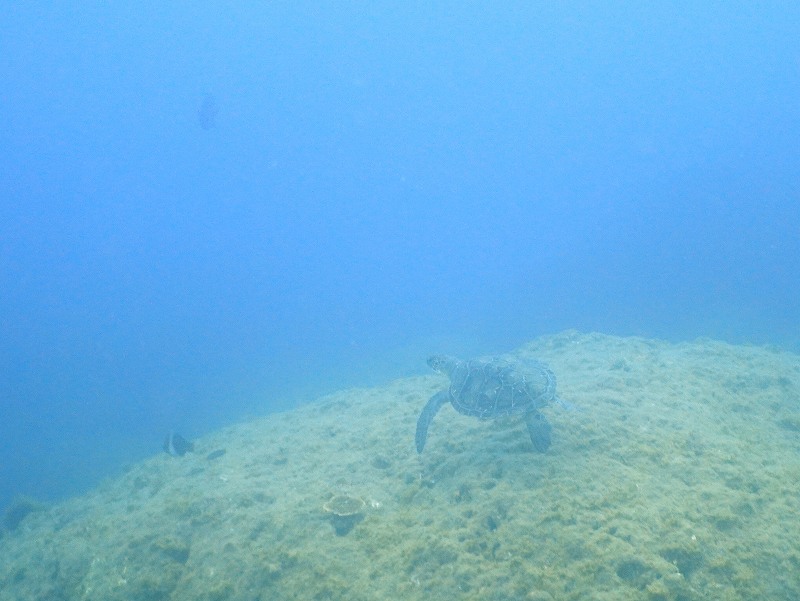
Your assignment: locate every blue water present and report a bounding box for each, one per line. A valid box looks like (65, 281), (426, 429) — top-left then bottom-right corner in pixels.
(1, 3), (798, 511)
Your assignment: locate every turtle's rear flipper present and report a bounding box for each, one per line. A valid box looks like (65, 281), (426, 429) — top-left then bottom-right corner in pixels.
(525, 411), (552, 453)
(416, 391), (449, 453)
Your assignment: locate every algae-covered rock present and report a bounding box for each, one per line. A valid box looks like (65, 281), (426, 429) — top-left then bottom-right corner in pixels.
(2, 332), (800, 600)
(323, 495), (365, 517)
(323, 495), (366, 536)
(2, 496), (46, 532)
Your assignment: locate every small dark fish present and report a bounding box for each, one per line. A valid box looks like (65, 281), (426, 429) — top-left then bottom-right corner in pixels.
(206, 449), (226, 461)
(163, 432), (194, 457)
(197, 94), (219, 130)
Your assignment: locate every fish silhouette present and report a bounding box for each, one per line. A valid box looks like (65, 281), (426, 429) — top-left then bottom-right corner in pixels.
(197, 94), (219, 130)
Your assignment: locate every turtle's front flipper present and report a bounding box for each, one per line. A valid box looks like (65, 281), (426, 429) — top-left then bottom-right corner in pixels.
(416, 391), (449, 453)
(525, 411), (552, 453)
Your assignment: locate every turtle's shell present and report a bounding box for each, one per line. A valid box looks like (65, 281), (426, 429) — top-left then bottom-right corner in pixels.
(429, 355), (557, 419)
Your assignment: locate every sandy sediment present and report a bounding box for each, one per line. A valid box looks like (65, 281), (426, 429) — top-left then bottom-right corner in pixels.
(1, 331), (799, 600)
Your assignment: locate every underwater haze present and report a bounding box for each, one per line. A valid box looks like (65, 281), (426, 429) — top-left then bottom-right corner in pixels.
(1, 3), (798, 510)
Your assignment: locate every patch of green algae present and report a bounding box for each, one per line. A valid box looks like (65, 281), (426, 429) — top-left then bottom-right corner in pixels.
(1, 331), (800, 600)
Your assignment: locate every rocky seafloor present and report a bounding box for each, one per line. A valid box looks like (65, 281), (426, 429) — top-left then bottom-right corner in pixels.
(2, 331), (799, 601)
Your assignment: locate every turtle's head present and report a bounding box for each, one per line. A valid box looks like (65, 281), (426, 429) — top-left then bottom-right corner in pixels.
(427, 355), (450, 374)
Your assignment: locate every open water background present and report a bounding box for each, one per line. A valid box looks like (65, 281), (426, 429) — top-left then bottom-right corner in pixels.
(1, 3), (798, 509)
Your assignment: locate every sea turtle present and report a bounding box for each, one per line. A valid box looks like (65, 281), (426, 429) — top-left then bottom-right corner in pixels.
(415, 355), (561, 453)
